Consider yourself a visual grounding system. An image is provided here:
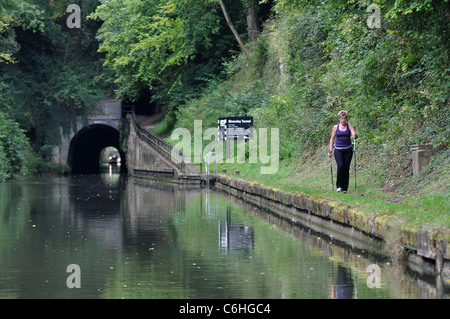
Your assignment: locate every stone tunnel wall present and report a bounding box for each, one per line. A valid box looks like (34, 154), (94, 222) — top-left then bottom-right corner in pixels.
(50, 99), (122, 167)
(126, 118), (175, 172)
(125, 116), (202, 186)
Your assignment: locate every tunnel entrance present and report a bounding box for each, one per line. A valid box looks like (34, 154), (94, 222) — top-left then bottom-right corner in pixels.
(68, 124), (127, 174)
(99, 146), (121, 166)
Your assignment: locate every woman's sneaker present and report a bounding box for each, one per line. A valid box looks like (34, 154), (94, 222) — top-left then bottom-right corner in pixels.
(337, 188), (342, 192)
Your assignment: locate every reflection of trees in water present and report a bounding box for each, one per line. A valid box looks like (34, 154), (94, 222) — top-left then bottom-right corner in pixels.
(122, 179), (187, 249)
(68, 173), (127, 216)
(67, 173), (128, 249)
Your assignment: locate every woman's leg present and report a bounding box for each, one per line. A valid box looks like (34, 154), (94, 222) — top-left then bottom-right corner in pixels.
(335, 149), (353, 191)
(334, 149), (344, 190)
(341, 150), (353, 191)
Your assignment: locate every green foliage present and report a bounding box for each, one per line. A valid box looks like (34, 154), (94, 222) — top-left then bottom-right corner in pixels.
(89, 0), (186, 99)
(168, 0), (449, 202)
(318, 0), (449, 149)
(89, 0), (248, 111)
(0, 0), (45, 63)
(234, 0), (449, 154)
(0, 0), (112, 158)
(118, 119), (130, 153)
(0, 111), (34, 181)
(386, 0), (438, 18)
(176, 77), (267, 133)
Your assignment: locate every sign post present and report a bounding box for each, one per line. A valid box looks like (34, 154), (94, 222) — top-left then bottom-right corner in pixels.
(218, 117), (253, 160)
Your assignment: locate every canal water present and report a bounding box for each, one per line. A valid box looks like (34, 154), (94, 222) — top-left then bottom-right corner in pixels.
(0, 169), (447, 299)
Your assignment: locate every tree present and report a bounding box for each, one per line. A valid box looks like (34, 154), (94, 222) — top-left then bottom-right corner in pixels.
(0, 111), (33, 181)
(89, 0), (246, 111)
(246, 0), (260, 42)
(89, 0), (189, 100)
(0, 0), (44, 63)
(216, 0), (265, 54)
(218, 0), (250, 54)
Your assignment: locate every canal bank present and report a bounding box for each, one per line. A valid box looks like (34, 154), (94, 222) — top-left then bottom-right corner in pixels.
(208, 173), (449, 277)
(125, 114), (448, 278)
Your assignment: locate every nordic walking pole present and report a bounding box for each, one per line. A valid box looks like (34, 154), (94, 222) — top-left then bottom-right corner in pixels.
(354, 138), (357, 190)
(330, 154), (334, 191)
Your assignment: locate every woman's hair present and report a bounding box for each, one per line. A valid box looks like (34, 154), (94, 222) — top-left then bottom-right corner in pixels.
(338, 110), (348, 118)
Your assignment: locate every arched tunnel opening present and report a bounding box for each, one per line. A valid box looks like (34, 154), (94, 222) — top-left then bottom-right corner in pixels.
(68, 124), (127, 174)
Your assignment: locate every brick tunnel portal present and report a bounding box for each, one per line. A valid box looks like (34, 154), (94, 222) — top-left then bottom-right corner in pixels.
(68, 124), (127, 174)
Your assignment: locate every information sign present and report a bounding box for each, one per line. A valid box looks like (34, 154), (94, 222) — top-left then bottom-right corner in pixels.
(218, 117), (253, 140)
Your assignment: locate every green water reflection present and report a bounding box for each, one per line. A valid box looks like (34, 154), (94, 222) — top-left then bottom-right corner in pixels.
(0, 172), (447, 298)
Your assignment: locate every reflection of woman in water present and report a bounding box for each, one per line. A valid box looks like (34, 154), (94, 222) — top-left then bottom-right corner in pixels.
(331, 265), (354, 299)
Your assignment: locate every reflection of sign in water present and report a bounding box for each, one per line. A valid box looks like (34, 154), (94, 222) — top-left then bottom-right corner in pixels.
(219, 207), (254, 251)
(366, 264), (381, 289)
(218, 117), (253, 140)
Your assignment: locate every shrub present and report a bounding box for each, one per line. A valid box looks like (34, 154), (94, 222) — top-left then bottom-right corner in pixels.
(0, 111), (34, 181)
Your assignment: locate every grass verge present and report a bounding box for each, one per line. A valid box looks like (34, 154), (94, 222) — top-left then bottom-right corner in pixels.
(207, 146), (449, 231)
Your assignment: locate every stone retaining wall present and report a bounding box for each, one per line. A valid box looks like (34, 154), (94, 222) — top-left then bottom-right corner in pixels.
(126, 118), (203, 186)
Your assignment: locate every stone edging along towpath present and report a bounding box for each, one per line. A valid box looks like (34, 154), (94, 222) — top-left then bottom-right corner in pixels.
(211, 174), (449, 276)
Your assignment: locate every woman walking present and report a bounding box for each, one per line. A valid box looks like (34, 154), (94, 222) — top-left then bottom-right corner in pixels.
(328, 110), (357, 193)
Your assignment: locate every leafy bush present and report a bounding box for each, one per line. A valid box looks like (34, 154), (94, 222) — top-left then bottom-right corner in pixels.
(0, 111), (34, 181)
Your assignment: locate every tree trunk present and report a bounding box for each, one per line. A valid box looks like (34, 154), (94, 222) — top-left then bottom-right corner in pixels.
(246, 0), (259, 42)
(445, 1), (450, 22)
(218, 0), (250, 55)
